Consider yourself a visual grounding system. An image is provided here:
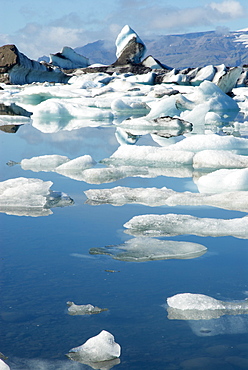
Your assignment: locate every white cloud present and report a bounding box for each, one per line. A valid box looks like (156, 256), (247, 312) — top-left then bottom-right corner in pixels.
(210, 0), (244, 18)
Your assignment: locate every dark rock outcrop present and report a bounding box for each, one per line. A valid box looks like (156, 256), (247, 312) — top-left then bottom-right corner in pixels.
(0, 44), (69, 85)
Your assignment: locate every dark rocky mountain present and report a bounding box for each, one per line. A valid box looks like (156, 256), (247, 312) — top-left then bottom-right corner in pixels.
(74, 30), (248, 69)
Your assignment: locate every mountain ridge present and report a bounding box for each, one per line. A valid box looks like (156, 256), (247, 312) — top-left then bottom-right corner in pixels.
(73, 29), (248, 69)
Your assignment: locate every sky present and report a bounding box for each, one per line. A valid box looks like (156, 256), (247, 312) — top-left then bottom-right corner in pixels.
(1, 0), (248, 60)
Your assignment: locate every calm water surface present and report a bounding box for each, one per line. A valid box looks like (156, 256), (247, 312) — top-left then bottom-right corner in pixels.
(1, 122), (248, 370)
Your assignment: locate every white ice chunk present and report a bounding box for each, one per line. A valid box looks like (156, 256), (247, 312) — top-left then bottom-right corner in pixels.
(196, 168), (248, 193)
(115, 25), (146, 60)
(0, 177), (52, 208)
(167, 293), (248, 321)
(68, 330), (121, 362)
(124, 213), (248, 239)
(0, 359), (10, 370)
(21, 155), (70, 172)
(167, 134), (248, 152)
(50, 46), (89, 69)
(145, 95), (180, 119)
(193, 150), (248, 169)
(89, 237), (207, 262)
(191, 65), (216, 85)
(84, 186), (248, 212)
(167, 293), (225, 311)
(55, 155), (96, 171)
(0, 177), (73, 217)
(103, 145), (194, 166)
(32, 98), (114, 121)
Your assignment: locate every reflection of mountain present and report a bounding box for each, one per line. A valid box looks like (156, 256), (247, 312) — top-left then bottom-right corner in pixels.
(89, 237), (207, 262)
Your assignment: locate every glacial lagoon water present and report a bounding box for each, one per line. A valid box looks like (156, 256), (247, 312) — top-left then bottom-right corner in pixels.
(1, 110), (248, 369)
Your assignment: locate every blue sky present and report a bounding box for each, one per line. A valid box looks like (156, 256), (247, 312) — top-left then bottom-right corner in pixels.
(1, 0), (248, 59)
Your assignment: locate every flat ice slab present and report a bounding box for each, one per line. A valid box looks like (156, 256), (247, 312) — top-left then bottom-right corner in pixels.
(124, 213), (248, 239)
(89, 237), (207, 262)
(84, 186), (248, 212)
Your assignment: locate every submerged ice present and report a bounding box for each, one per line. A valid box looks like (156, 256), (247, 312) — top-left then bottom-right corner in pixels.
(89, 237), (207, 262)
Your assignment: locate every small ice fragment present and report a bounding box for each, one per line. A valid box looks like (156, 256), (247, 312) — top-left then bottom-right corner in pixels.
(67, 330), (121, 363)
(67, 301), (108, 315)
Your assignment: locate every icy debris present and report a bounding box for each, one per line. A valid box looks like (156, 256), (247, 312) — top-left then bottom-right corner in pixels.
(166, 293), (248, 321)
(67, 302), (108, 315)
(196, 168), (248, 193)
(124, 213), (248, 239)
(67, 330), (121, 363)
(84, 186), (248, 212)
(89, 237), (207, 262)
(102, 145), (194, 167)
(20, 154), (70, 172)
(0, 359), (10, 370)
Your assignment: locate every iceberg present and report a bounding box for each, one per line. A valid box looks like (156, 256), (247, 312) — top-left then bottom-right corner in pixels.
(67, 330), (121, 363)
(102, 145), (194, 167)
(115, 25), (146, 63)
(84, 186), (248, 212)
(166, 293), (248, 332)
(67, 302), (108, 315)
(124, 213), (248, 238)
(89, 237), (207, 262)
(20, 154), (70, 172)
(193, 150), (248, 169)
(0, 177), (74, 217)
(196, 168), (248, 193)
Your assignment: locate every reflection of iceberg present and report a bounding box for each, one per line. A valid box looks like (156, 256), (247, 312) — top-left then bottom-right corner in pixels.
(89, 237), (207, 262)
(124, 213), (248, 238)
(166, 293), (248, 336)
(67, 301), (108, 315)
(84, 186), (248, 212)
(0, 177), (74, 217)
(67, 330), (121, 368)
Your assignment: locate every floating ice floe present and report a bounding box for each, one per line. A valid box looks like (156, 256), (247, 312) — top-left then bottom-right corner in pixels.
(102, 145), (194, 167)
(67, 330), (121, 365)
(67, 302), (108, 315)
(124, 213), (248, 239)
(115, 25), (146, 63)
(0, 359), (10, 370)
(164, 133), (248, 153)
(89, 237), (207, 262)
(0, 177), (73, 217)
(195, 168), (248, 193)
(193, 149), (248, 169)
(166, 293), (248, 321)
(84, 186), (248, 212)
(20, 154), (70, 172)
